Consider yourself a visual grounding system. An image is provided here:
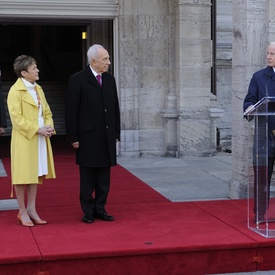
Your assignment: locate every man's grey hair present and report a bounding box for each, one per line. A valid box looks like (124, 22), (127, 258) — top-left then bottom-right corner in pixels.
(269, 41), (275, 47)
(87, 44), (105, 63)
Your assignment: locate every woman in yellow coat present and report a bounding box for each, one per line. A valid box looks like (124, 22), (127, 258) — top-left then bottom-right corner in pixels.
(7, 55), (56, 227)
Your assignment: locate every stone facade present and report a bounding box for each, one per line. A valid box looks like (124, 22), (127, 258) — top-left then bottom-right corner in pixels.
(0, 0), (230, 158)
(231, 0), (271, 199)
(119, 0), (225, 157)
(3, 0), (275, 198)
(216, 0), (232, 151)
(118, 0), (275, 199)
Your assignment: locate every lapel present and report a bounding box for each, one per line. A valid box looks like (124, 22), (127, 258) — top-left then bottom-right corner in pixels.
(264, 67), (275, 96)
(14, 78), (37, 107)
(265, 66), (275, 79)
(85, 66), (102, 89)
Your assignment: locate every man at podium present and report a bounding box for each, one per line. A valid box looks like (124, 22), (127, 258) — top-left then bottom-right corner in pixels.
(244, 41), (275, 222)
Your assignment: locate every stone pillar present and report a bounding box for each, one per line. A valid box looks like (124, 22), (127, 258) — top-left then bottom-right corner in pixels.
(118, 1), (141, 157)
(230, 0), (269, 198)
(160, 1), (179, 157)
(160, 95), (179, 157)
(216, 0), (233, 151)
(176, 0), (213, 156)
(118, 0), (173, 157)
(209, 108), (224, 152)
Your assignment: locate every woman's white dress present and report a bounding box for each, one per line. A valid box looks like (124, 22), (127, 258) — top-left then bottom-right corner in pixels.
(22, 78), (48, 177)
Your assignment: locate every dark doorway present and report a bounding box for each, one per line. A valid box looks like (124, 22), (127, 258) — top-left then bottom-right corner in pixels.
(0, 24), (84, 135)
(0, 25), (83, 82)
(0, 21), (114, 135)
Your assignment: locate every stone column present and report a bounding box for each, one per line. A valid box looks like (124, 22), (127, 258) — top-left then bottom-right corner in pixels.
(160, 95), (179, 157)
(118, 0), (173, 157)
(160, 0), (179, 157)
(176, 0), (213, 156)
(209, 108), (224, 152)
(118, 0), (141, 157)
(230, 0), (269, 198)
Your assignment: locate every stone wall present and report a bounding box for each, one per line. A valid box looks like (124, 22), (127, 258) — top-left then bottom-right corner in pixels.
(176, 0), (214, 156)
(230, 0), (269, 199)
(119, 0), (170, 156)
(119, 0), (222, 157)
(4, 0), (275, 198)
(216, 0), (232, 151)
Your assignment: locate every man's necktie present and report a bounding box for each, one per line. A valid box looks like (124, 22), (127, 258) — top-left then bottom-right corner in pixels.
(96, 75), (102, 86)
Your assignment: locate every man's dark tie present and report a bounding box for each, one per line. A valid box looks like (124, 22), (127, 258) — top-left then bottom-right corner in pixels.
(96, 75), (102, 86)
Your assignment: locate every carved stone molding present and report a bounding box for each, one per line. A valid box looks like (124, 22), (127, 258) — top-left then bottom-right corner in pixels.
(0, 0), (119, 19)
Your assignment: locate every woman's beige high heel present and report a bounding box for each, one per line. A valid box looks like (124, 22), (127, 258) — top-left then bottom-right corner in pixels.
(30, 217), (47, 225)
(17, 213), (34, 227)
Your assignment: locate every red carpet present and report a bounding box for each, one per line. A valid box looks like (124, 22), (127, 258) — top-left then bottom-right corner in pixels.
(1, 136), (275, 274)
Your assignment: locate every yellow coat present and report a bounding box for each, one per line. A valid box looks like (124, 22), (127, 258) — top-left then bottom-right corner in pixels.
(7, 78), (56, 184)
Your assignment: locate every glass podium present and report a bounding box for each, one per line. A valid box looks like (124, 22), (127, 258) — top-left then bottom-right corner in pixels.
(245, 96), (275, 238)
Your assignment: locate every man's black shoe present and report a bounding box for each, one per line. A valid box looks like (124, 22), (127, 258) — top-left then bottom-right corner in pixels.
(254, 214), (264, 224)
(94, 212), (114, 221)
(82, 213), (94, 223)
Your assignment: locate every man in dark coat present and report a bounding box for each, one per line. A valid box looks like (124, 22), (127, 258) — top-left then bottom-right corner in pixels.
(65, 44), (120, 223)
(243, 41), (275, 223)
(0, 69), (7, 135)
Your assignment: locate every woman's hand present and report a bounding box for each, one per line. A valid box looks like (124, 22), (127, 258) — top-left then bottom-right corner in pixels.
(71, 142), (79, 149)
(37, 125), (55, 137)
(0, 127), (5, 135)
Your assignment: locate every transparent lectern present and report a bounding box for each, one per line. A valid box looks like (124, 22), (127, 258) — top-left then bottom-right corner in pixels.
(245, 96), (275, 238)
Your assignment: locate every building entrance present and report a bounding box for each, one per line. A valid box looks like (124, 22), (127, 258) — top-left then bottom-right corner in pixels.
(0, 21), (113, 135)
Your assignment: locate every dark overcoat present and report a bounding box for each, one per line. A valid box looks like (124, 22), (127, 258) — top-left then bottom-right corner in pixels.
(243, 66), (275, 160)
(244, 66), (275, 110)
(0, 80), (7, 128)
(65, 66), (120, 167)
